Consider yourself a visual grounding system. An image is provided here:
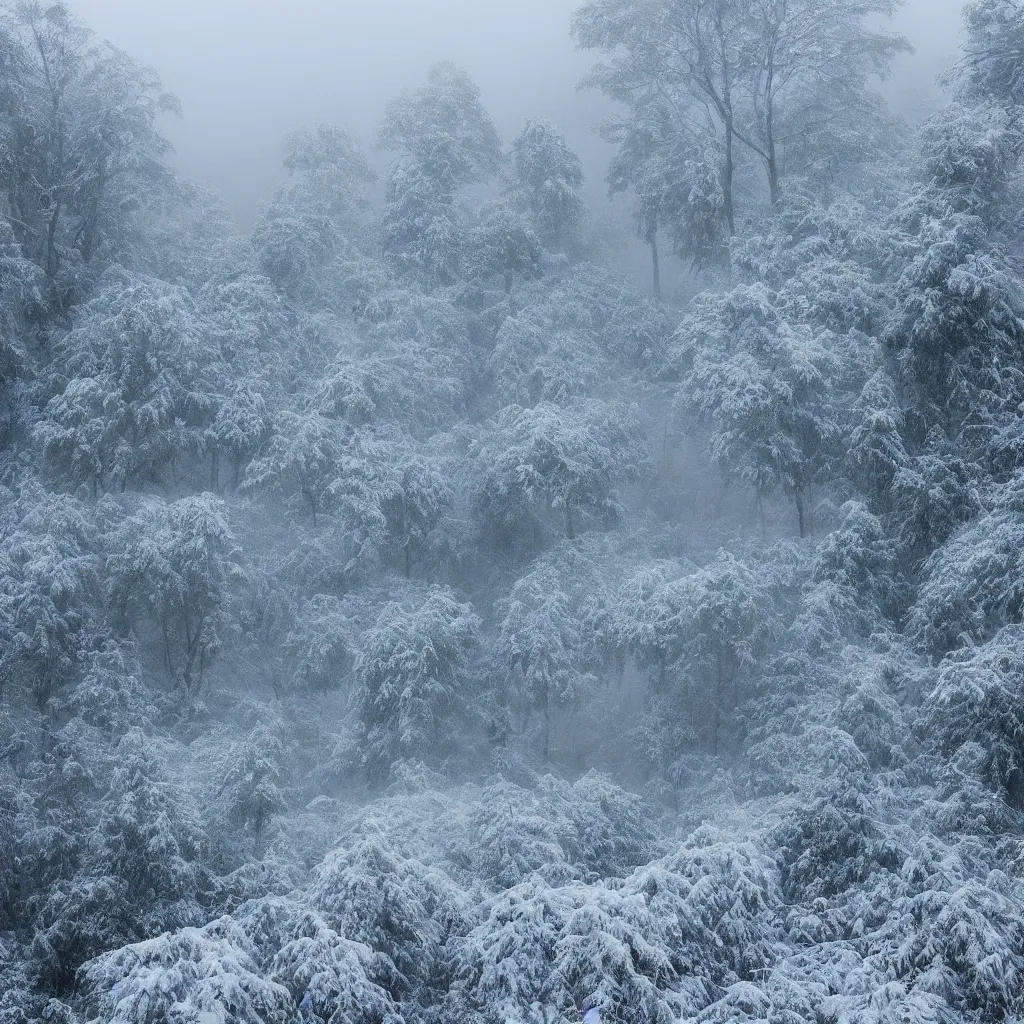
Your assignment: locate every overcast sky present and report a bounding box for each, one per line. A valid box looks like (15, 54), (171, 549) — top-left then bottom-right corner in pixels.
(68, 0), (969, 224)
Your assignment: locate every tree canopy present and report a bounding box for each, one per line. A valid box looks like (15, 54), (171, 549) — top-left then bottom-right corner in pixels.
(2, 7), (1024, 1024)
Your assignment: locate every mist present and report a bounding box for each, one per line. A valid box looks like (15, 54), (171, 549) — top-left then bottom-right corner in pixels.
(5, 0), (1024, 1022)
(69, 0), (967, 223)
(69, 0), (607, 221)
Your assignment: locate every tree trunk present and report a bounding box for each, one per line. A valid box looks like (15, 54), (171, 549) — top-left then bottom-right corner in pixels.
(649, 231), (662, 301)
(713, 649), (723, 757)
(794, 487), (806, 539)
(254, 810), (265, 857)
(711, 4), (737, 238)
(45, 196), (61, 279)
(764, 49), (780, 205)
(541, 684), (550, 764)
(732, 652), (739, 710)
(723, 120), (736, 236)
(163, 620), (174, 680)
(767, 151), (780, 206)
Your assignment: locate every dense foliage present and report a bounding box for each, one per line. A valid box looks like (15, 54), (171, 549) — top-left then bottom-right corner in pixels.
(2, 1), (1024, 1022)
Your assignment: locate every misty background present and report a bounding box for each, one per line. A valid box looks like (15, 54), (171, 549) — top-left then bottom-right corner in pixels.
(7, 0), (1024, 1018)
(70, 0), (966, 226)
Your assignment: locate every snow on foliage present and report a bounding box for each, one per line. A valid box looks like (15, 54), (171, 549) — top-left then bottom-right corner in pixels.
(473, 400), (646, 552)
(6, 5), (1024, 1024)
(105, 494), (240, 696)
(78, 917), (294, 1024)
(0, 488), (102, 710)
(35, 269), (217, 491)
(270, 911), (403, 1024)
(910, 474), (1024, 656)
(352, 587), (481, 780)
(675, 283), (843, 537)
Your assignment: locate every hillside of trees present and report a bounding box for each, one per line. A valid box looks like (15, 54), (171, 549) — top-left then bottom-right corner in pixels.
(3, 1), (1024, 1022)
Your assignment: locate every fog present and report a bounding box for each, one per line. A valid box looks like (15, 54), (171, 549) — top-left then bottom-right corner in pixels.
(68, 0), (604, 221)
(8, 0), (1024, 1019)
(69, 0), (967, 224)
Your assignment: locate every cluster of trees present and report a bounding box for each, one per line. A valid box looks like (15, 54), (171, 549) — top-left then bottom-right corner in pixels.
(2, 0), (1024, 1022)
(575, 0), (909, 280)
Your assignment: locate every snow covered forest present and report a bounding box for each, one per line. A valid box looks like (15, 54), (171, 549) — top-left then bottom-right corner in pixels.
(3, 0), (1024, 1020)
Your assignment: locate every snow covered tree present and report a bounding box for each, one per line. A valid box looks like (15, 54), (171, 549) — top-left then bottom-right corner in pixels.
(558, 264), (671, 372)
(604, 123), (671, 295)
(133, 177), (239, 292)
(891, 441), (983, 563)
(607, 552), (776, 764)
(380, 451), (454, 578)
(510, 121), (586, 253)
(280, 593), (361, 694)
(379, 62), (502, 193)
(959, 0), (1024, 107)
(270, 911), (403, 1024)
(811, 501), (899, 636)
(739, 0), (908, 203)
(473, 400), (646, 554)
(57, 643), (155, 739)
(242, 411), (348, 526)
(200, 271), (292, 380)
(0, 219), (43, 415)
(77, 917), (292, 1024)
(574, 0), (906, 241)
(281, 122), (376, 233)
(353, 587), (481, 781)
(206, 375), (273, 492)
(672, 553), (775, 755)
(486, 261), (669, 408)
(466, 773), (656, 888)
(775, 773), (901, 903)
(0, 489), (104, 713)
(313, 292), (471, 434)
(643, 554), (772, 757)
(498, 564), (597, 763)
(676, 285), (843, 536)
(489, 306), (608, 409)
(605, 116), (730, 280)
(379, 63), (502, 285)
(925, 626), (1024, 810)
(918, 101), (1022, 225)
(219, 723), (288, 856)
(251, 204), (336, 302)
(34, 728), (205, 992)
(312, 837), (465, 997)
(605, 560), (694, 697)
(628, 832), (781, 992)
(909, 474), (1024, 657)
(846, 369), (908, 508)
(0, 2), (178, 295)
(887, 209), (1024, 439)
(573, 0), (747, 237)
(380, 161), (467, 286)
(253, 126), (375, 302)
(465, 201), (543, 292)
(105, 494), (239, 697)
(36, 269), (216, 492)
(93, 727), (204, 918)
